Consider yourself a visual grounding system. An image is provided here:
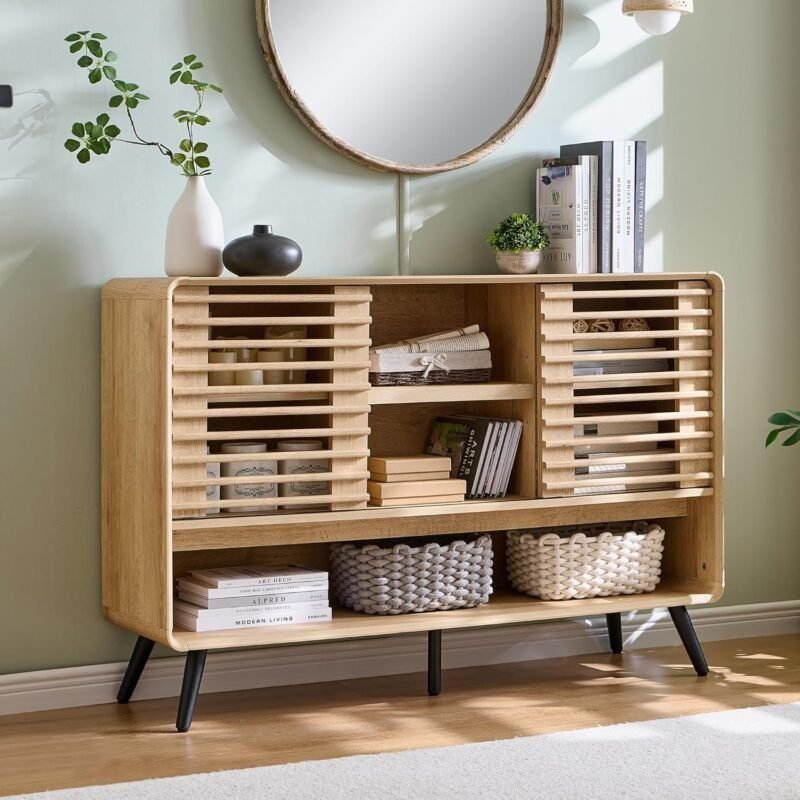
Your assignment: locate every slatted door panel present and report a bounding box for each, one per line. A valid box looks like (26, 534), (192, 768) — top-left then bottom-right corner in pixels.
(170, 283), (372, 518)
(537, 281), (717, 498)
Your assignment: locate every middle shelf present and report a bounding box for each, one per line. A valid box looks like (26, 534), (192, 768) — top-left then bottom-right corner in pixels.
(368, 381), (535, 405)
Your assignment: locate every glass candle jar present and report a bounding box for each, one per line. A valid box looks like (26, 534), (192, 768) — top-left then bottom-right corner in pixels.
(220, 442), (277, 513)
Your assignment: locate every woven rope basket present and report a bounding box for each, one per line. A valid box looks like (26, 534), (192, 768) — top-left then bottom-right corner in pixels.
(330, 535), (493, 615)
(506, 522), (665, 601)
(369, 368), (491, 386)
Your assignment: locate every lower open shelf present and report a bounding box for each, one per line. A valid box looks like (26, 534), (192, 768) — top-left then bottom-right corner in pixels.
(169, 580), (716, 651)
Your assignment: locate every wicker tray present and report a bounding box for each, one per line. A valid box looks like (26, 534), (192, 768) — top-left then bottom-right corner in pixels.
(506, 522), (665, 601)
(369, 368), (491, 386)
(330, 535), (493, 615)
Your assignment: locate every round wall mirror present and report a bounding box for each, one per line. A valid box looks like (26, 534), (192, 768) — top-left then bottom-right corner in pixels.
(256, 0), (563, 174)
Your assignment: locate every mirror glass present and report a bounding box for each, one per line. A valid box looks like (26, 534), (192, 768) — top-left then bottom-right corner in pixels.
(260, 0), (559, 173)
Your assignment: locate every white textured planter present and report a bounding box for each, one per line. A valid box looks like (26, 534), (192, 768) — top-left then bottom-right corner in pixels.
(495, 249), (542, 275)
(164, 176), (224, 277)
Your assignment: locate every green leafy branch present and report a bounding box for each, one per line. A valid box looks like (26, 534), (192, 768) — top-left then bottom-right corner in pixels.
(487, 213), (550, 253)
(765, 410), (800, 447)
(63, 32), (222, 176)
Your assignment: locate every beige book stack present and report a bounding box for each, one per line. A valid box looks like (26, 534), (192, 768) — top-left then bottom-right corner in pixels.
(367, 455), (466, 507)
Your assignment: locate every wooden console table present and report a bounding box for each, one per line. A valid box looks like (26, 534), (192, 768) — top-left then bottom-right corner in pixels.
(102, 273), (723, 731)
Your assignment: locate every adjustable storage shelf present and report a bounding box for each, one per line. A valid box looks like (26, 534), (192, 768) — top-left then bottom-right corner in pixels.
(102, 273), (723, 730)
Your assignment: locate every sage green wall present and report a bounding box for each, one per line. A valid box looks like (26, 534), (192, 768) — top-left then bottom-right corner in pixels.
(1, 0), (798, 675)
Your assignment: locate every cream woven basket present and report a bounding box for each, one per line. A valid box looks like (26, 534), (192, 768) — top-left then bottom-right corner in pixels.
(330, 535), (493, 615)
(506, 522), (665, 601)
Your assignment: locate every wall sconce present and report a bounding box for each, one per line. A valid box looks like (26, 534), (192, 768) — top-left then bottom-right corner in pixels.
(622, 0), (693, 35)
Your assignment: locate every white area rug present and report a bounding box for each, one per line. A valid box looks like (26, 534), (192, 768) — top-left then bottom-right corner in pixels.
(12, 702), (800, 799)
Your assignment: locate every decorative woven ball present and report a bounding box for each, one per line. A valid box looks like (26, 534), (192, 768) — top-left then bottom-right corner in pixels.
(620, 317), (650, 331)
(590, 318), (615, 333)
(573, 319), (589, 334)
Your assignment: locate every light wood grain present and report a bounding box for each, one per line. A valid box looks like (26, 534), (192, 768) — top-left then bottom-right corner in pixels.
(100, 286), (172, 647)
(369, 381), (534, 405)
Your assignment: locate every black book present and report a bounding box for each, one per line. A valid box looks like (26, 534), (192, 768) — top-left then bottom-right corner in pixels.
(633, 140), (647, 273)
(560, 141), (613, 273)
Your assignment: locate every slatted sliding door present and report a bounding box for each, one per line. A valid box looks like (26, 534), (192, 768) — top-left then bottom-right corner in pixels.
(537, 281), (717, 498)
(169, 283), (372, 518)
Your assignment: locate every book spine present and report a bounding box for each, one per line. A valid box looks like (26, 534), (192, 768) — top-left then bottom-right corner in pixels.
(177, 579), (330, 599)
(574, 164), (584, 274)
(211, 573), (328, 589)
(177, 601), (329, 619)
(179, 589), (329, 609)
(611, 141), (624, 272)
(634, 140), (647, 272)
(175, 608), (333, 632)
(622, 140), (635, 273)
(463, 420), (491, 497)
(586, 156), (598, 273)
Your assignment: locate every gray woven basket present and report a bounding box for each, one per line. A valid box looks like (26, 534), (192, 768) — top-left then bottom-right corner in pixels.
(330, 535), (493, 615)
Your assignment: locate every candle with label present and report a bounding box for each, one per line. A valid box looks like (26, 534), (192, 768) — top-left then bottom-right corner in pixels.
(220, 442), (277, 513)
(276, 439), (328, 508)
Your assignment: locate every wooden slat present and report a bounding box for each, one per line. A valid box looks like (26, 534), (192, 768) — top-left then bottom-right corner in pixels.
(174, 339), (372, 350)
(170, 286), (209, 519)
(545, 309), (712, 321)
(538, 284), (574, 497)
(173, 471), (368, 489)
(676, 280), (713, 488)
(173, 361), (369, 373)
(174, 383), (372, 397)
(329, 285), (372, 511)
(175, 293), (372, 304)
(546, 451), (714, 468)
(173, 449), (369, 465)
(173, 427), (370, 442)
(544, 370), (713, 385)
(174, 405), (371, 419)
(548, 390), (713, 406)
(545, 288), (712, 299)
(553, 410), (713, 426)
(546, 431), (713, 447)
(544, 329), (712, 342)
(545, 472), (713, 489)
(175, 316), (371, 327)
(546, 349), (712, 363)
(173, 493), (369, 512)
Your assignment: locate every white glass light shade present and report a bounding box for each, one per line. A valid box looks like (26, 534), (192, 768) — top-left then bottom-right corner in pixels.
(622, 0), (693, 36)
(634, 9), (682, 34)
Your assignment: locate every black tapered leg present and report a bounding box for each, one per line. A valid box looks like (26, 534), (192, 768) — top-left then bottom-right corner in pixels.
(176, 650), (207, 732)
(668, 606), (709, 677)
(427, 630), (442, 696)
(117, 636), (155, 703)
(606, 612), (623, 654)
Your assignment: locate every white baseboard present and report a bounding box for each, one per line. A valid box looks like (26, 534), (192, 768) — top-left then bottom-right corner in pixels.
(1, 600), (798, 716)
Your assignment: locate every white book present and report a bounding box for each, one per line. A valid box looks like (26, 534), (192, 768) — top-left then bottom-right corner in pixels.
(497, 421), (523, 496)
(174, 607), (333, 633)
(585, 155), (598, 273)
(611, 140), (625, 272)
(483, 421), (508, 497)
(622, 140), (636, 273)
(189, 564), (328, 589)
(177, 577), (329, 599)
(573, 360), (668, 376)
(174, 599), (329, 619)
(469, 421), (496, 498)
(576, 156), (593, 273)
(178, 589), (329, 609)
(537, 164), (583, 274)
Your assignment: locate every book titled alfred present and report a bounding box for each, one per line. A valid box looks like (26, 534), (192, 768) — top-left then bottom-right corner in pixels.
(175, 564), (331, 632)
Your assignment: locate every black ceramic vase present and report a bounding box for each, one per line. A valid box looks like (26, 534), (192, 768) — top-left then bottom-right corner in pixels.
(222, 224), (303, 277)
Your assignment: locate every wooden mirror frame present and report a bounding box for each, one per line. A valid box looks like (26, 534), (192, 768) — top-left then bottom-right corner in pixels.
(255, 0), (564, 174)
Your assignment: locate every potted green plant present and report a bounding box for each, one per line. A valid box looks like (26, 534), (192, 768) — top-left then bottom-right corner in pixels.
(766, 410), (800, 447)
(62, 31), (224, 277)
(487, 213), (550, 274)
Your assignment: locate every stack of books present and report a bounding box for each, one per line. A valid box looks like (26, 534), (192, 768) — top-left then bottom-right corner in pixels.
(427, 415), (522, 499)
(537, 140), (647, 274)
(573, 347), (668, 378)
(174, 565), (331, 632)
(367, 455), (465, 506)
(573, 415), (671, 495)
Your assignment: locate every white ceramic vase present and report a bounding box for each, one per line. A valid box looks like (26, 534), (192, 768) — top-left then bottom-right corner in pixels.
(164, 176), (224, 277)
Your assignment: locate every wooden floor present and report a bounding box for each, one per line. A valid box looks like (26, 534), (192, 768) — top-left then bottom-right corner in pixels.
(1, 634), (799, 797)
